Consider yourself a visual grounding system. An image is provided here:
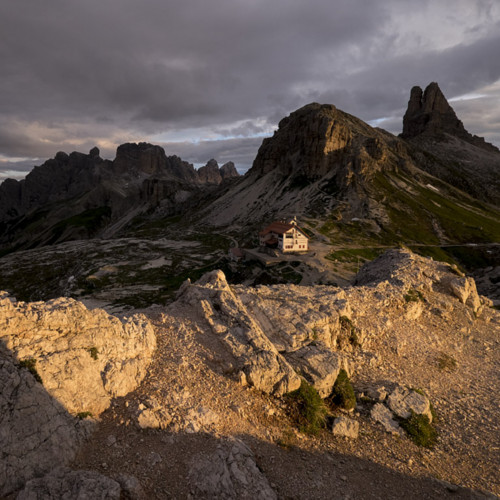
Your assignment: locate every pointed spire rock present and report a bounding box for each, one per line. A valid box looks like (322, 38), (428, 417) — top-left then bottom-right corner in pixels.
(401, 82), (466, 139)
(401, 82), (499, 153)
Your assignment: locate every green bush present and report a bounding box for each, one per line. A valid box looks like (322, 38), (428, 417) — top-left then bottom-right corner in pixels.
(404, 288), (424, 303)
(19, 358), (43, 384)
(286, 380), (328, 435)
(76, 411), (93, 420)
(88, 347), (99, 360)
(400, 410), (437, 448)
(437, 353), (457, 372)
(328, 369), (356, 410)
(339, 316), (361, 347)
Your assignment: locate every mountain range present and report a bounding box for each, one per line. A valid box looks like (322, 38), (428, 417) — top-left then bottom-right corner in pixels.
(0, 82), (499, 263)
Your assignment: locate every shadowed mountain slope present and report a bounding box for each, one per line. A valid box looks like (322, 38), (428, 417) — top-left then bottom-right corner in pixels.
(0, 144), (238, 253)
(199, 98), (500, 248)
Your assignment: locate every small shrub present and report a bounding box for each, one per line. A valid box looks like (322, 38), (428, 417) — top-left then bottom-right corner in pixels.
(339, 316), (361, 347)
(328, 369), (356, 410)
(88, 347), (99, 360)
(19, 358), (43, 383)
(286, 380), (328, 435)
(311, 327), (319, 341)
(437, 353), (457, 372)
(404, 288), (424, 303)
(400, 410), (437, 448)
(76, 411), (93, 420)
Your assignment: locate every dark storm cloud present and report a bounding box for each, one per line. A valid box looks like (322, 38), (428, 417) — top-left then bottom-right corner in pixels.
(1, 0), (499, 177)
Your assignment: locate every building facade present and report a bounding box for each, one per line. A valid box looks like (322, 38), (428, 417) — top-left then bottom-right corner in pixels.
(259, 220), (309, 253)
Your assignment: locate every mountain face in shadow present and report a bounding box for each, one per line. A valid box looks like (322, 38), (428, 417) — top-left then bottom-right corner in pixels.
(0, 82), (499, 255)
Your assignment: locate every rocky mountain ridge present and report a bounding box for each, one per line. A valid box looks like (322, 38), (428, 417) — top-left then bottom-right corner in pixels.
(0, 143), (238, 252)
(1, 83), (499, 255)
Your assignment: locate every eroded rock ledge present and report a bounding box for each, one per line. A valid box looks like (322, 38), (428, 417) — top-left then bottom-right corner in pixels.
(0, 295), (156, 496)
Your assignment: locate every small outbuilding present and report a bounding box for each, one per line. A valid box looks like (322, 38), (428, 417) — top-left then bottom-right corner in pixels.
(259, 219), (309, 253)
(229, 247), (245, 262)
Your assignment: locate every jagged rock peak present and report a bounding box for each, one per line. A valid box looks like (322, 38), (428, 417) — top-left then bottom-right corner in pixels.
(402, 82), (466, 139)
(197, 159), (222, 184)
(114, 142), (167, 175)
(89, 146), (100, 158)
(220, 161), (239, 180)
(401, 82), (499, 152)
(197, 159), (239, 184)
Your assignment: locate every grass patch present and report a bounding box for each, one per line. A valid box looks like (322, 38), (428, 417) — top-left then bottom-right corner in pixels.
(88, 347), (99, 360)
(76, 411), (93, 420)
(400, 411), (437, 448)
(437, 353), (457, 372)
(404, 288), (424, 303)
(328, 369), (356, 410)
(286, 380), (328, 435)
(19, 358), (42, 383)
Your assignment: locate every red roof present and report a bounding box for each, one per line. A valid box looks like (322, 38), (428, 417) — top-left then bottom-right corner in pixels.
(259, 221), (309, 238)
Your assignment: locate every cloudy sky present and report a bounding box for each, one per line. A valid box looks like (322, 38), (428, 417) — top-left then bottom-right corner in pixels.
(1, 0), (500, 181)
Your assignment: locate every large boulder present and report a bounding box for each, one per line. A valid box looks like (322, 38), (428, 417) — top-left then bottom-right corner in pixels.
(177, 271), (301, 395)
(331, 416), (359, 439)
(370, 403), (402, 435)
(0, 293), (156, 415)
(0, 350), (90, 496)
(286, 344), (341, 397)
(188, 438), (277, 499)
(387, 386), (433, 423)
(448, 276), (481, 313)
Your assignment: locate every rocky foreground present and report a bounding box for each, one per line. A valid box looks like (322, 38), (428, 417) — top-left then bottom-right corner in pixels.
(1, 249), (499, 498)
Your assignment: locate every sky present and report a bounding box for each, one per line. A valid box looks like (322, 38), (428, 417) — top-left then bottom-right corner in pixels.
(1, 0), (500, 181)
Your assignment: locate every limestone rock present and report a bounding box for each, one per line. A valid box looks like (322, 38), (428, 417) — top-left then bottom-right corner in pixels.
(402, 83), (467, 140)
(188, 438), (277, 499)
(367, 386), (388, 402)
(402, 82), (499, 154)
(448, 276), (481, 312)
(220, 161), (239, 180)
(0, 351), (89, 496)
(0, 294), (156, 415)
(370, 403), (402, 435)
(286, 344), (341, 397)
(331, 416), (359, 439)
(137, 408), (163, 429)
(114, 474), (146, 500)
(17, 467), (122, 499)
(387, 387), (433, 423)
(184, 406), (219, 434)
(197, 159), (223, 185)
(177, 271), (301, 395)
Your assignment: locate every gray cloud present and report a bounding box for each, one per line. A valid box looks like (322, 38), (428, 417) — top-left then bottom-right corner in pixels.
(1, 0), (499, 178)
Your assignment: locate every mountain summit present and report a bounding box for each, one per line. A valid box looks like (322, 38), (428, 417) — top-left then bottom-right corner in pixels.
(399, 82), (500, 204)
(402, 82), (466, 139)
(402, 82), (498, 154)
